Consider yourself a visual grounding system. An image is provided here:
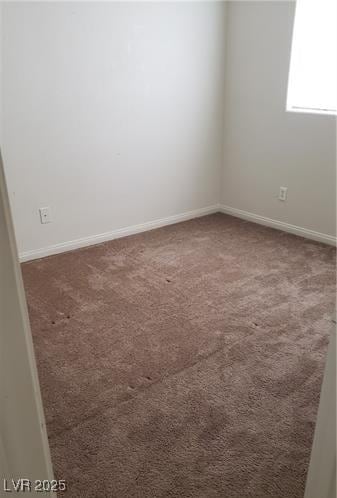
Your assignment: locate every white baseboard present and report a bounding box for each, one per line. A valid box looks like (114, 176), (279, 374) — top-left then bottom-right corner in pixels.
(19, 205), (220, 262)
(219, 204), (336, 247)
(19, 203), (336, 262)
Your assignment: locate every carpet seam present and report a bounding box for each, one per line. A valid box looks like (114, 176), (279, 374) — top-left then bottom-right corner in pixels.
(48, 329), (256, 441)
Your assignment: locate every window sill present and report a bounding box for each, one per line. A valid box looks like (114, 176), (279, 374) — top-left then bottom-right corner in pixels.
(286, 106), (337, 117)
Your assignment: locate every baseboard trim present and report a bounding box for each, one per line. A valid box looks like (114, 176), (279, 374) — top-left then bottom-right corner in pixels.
(219, 204), (336, 247)
(19, 205), (220, 262)
(19, 203), (336, 262)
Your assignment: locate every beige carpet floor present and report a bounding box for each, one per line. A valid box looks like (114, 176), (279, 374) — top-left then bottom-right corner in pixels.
(22, 213), (336, 497)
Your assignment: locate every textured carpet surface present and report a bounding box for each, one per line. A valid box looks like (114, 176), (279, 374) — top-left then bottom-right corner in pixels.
(22, 213), (336, 497)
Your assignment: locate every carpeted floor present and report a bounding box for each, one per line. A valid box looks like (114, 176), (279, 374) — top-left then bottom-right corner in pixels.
(22, 213), (336, 498)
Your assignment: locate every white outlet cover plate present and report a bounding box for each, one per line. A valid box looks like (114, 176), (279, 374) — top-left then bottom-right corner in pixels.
(279, 187), (288, 201)
(39, 207), (52, 224)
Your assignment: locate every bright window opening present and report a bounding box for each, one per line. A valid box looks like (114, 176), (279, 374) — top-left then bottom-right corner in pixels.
(287, 0), (337, 116)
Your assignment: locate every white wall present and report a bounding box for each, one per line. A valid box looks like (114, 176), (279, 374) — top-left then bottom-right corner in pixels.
(2, 1), (336, 257)
(305, 329), (336, 498)
(0, 150), (54, 494)
(0, 2), (53, 487)
(221, 1), (336, 238)
(2, 2), (226, 256)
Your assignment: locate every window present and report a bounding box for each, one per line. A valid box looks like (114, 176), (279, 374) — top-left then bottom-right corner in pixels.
(287, 0), (337, 115)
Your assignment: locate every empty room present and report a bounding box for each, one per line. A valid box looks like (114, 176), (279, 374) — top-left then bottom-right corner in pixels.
(0, 1), (336, 497)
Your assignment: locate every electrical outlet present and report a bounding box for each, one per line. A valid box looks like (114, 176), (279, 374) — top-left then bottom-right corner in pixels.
(279, 187), (288, 201)
(39, 207), (52, 224)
